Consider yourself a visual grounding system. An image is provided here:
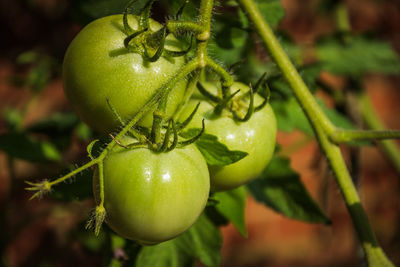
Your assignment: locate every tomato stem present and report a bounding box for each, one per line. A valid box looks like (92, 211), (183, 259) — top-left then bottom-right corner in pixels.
(97, 161), (105, 206)
(166, 21), (204, 35)
(237, 0), (395, 265)
(360, 93), (400, 174)
(331, 129), (400, 144)
(205, 57), (234, 87)
(173, 71), (201, 121)
(49, 160), (99, 187)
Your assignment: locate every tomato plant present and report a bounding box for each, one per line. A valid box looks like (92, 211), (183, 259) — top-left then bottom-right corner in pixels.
(93, 136), (210, 244)
(16, 0), (400, 266)
(62, 14), (188, 133)
(181, 82), (277, 191)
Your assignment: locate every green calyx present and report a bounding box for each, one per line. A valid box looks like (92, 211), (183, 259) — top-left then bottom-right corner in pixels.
(123, 0), (192, 62)
(196, 73), (271, 122)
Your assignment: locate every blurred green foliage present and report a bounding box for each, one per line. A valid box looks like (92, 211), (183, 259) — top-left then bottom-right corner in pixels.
(2, 0), (400, 266)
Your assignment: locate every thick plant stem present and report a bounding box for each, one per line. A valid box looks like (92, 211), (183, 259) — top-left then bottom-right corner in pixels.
(173, 70), (201, 120)
(49, 160), (99, 187)
(206, 58), (234, 87)
(236, 0), (335, 135)
(198, 0), (214, 39)
(167, 21), (204, 35)
(237, 0), (394, 265)
(313, 123), (393, 267)
(331, 129), (400, 143)
(360, 93), (400, 175)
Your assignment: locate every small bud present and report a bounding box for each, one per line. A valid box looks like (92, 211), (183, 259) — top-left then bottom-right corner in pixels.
(25, 180), (52, 200)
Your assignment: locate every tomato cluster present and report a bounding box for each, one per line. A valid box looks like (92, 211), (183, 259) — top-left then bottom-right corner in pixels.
(63, 14), (276, 244)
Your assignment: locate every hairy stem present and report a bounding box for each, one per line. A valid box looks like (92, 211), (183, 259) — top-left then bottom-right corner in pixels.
(237, 0), (335, 135)
(97, 161), (105, 206)
(198, 0), (214, 39)
(237, 0), (394, 265)
(173, 70), (201, 120)
(206, 57), (234, 87)
(48, 160), (99, 187)
(167, 21), (204, 35)
(331, 129), (400, 143)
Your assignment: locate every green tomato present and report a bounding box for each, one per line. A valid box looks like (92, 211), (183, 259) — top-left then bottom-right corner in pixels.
(63, 14), (187, 133)
(93, 137), (210, 244)
(181, 82), (277, 191)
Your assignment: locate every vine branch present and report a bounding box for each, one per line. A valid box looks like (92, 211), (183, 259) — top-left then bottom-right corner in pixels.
(331, 129), (400, 143)
(360, 93), (400, 174)
(236, 0), (395, 266)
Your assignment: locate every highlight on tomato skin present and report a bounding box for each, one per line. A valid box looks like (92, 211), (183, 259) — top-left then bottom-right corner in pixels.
(180, 82), (277, 192)
(93, 137), (210, 245)
(62, 14), (188, 134)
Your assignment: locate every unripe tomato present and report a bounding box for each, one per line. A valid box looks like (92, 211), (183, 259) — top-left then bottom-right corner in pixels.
(63, 15), (187, 133)
(181, 82), (277, 191)
(93, 137), (210, 244)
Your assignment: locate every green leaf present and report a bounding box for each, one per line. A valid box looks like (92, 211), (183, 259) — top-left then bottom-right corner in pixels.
(181, 129), (248, 166)
(208, 0), (284, 67)
(271, 97), (355, 135)
(270, 64), (323, 96)
(214, 187), (247, 237)
(27, 63), (51, 92)
(75, 122), (93, 141)
(135, 241), (193, 267)
(27, 112), (79, 134)
(77, 229), (106, 253)
(208, 18), (248, 66)
(27, 113), (82, 150)
(319, 101), (354, 130)
(164, 0), (200, 21)
(0, 132), (61, 162)
(175, 213), (222, 267)
(3, 108), (23, 131)
(16, 51), (39, 64)
(271, 97), (313, 135)
(316, 36), (400, 76)
(248, 156), (330, 224)
(254, 0), (285, 27)
(135, 213), (222, 267)
(16, 51), (57, 93)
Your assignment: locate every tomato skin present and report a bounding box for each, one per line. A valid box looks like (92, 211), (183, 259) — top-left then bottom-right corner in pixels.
(63, 15), (187, 133)
(181, 82), (277, 191)
(93, 138), (210, 244)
